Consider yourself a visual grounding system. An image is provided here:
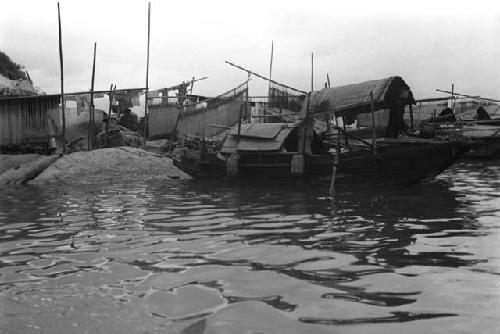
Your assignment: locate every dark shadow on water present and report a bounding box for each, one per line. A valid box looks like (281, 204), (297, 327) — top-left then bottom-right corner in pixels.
(299, 311), (457, 325)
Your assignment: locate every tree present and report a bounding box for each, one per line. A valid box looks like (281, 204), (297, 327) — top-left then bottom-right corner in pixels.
(0, 51), (28, 80)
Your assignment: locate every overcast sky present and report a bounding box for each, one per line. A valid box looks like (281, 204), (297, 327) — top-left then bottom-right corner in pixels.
(1, 0), (499, 100)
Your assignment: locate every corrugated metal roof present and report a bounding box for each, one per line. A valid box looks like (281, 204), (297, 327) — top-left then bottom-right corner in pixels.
(221, 123), (294, 153)
(303, 76), (413, 119)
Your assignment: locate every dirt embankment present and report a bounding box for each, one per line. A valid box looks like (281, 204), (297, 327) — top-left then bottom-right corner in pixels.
(1, 147), (189, 185)
(0, 155), (59, 185)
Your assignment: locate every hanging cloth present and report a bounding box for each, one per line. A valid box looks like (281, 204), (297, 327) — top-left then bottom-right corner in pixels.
(75, 94), (91, 115)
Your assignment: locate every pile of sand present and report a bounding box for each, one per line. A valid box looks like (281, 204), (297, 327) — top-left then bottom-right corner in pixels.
(31, 147), (189, 184)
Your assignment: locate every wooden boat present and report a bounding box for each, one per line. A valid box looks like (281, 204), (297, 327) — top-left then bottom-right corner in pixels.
(461, 123), (500, 159)
(416, 102), (500, 159)
(173, 123), (469, 184)
(173, 76), (470, 183)
(425, 119), (500, 159)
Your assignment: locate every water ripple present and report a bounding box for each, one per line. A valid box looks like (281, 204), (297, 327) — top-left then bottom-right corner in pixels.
(0, 159), (499, 333)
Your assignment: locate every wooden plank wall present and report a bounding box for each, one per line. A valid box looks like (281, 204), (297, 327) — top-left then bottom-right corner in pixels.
(147, 104), (179, 139)
(0, 96), (61, 146)
(148, 91), (247, 139)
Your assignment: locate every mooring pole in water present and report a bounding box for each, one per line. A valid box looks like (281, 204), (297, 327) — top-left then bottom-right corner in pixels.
(143, 2), (151, 144)
(329, 115), (340, 196)
(342, 116), (348, 146)
(329, 153), (338, 196)
(57, 2), (66, 154)
(88, 42), (97, 151)
(369, 91), (377, 155)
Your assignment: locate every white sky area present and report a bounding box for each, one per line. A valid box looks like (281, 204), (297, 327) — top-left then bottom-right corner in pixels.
(1, 0), (500, 102)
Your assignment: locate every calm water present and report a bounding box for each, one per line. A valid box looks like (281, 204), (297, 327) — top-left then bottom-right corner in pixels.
(0, 160), (499, 334)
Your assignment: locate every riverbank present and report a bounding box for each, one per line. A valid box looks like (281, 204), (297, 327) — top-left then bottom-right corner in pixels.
(0, 147), (189, 185)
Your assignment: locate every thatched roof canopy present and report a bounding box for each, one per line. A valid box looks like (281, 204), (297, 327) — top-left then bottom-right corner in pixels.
(304, 76), (414, 120)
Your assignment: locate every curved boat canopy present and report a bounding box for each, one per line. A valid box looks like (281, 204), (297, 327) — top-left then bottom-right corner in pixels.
(302, 76), (415, 122)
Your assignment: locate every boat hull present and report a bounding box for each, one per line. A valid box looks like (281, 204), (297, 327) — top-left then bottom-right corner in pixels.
(173, 141), (469, 184)
(463, 137), (500, 159)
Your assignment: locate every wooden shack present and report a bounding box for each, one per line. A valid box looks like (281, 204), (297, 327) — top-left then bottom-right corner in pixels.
(0, 95), (61, 152)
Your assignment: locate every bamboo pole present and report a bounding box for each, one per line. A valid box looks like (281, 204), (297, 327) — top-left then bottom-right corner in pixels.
(268, 41), (273, 98)
(105, 84), (115, 146)
(298, 53), (315, 156)
(328, 125), (372, 148)
(409, 103), (414, 130)
(329, 116), (340, 196)
(265, 41), (274, 121)
(435, 89), (498, 102)
(311, 53), (314, 92)
(325, 73), (331, 131)
(342, 116), (348, 146)
(143, 2), (151, 143)
(237, 78), (250, 138)
(237, 103), (243, 137)
(369, 91), (377, 155)
(334, 117), (341, 161)
(245, 79), (249, 121)
(168, 84), (185, 153)
(189, 76), (195, 97)
(225, 60), (307, 95)
(451, 83), (455, 112)
(88, 42), (96, 151)
(300, 92), (311, 154)
(329, 153), (338, 196)
(57, 2), (66, 154)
